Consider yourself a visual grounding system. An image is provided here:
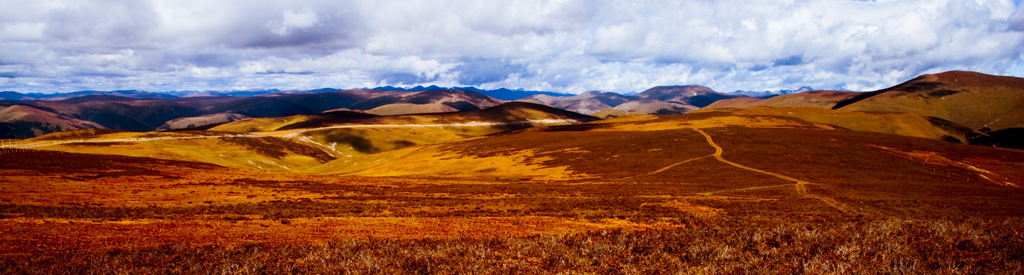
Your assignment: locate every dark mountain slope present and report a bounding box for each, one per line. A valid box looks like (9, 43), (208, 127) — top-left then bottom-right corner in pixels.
(637, 85), (732, 108)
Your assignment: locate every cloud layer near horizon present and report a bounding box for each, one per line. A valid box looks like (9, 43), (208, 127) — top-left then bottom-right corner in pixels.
(1, 0), (1022, 94)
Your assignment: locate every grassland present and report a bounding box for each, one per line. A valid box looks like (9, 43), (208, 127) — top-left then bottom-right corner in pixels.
(15, 132), (333, 171)
(837, 71), (1024, 130)
(2, 111), (1024, 273)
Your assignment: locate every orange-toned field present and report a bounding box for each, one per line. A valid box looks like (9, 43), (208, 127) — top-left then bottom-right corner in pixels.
(2, 112), (1024, 273)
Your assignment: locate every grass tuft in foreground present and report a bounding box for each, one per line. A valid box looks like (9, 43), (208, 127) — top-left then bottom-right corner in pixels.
(3, 216), (1022, 274)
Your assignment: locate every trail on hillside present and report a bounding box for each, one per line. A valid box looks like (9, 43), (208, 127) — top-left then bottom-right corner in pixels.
(693, 129), (858, 214)
(643, 155), (713, 176)
(698, 184), (796, 196)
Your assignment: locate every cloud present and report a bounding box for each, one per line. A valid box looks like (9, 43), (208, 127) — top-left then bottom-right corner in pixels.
(43, 0), (159, 44)
(266, 9), (319, 36)
(1011, 3), (1024, 31)
(0, 0), (1022, 94)
(371, 72), (423, 85)
(452, 59), (526, 85)
(773, 55), (804, 67)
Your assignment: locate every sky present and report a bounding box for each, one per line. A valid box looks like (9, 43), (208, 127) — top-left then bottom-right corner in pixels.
(1, 0), (1023, 95)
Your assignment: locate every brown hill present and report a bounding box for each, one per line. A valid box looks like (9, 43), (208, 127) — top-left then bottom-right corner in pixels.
(155, 113), (249, 131)
(217, 102), (596, 133)
(516, 91), (632, 115)
(304, 102), (592, 157)
(10, 103), (592, 170)
(18, 130), (336, 171)
(610, 100), (696, 115)
(6, 106), (1024, 273)
(755, 90), (858, 108)
(361, 89), (504, 116)
(703, 91), (860, 110)
(636, 85), (732, 107)
(179, 102), (594, 160)
(518, 86), (733, 115)
(311, 111), (1024, 219)
(835, 71), (1024, 130)
(0, 105), (102, 138)
(697, 71), (1024, 147)
(720, 106), (972, 141)
(701, 97), (763, 109)
(1, 89), (507, 138)
(704, 71), (1024, 130)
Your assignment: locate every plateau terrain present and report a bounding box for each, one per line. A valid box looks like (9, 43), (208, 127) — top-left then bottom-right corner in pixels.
(1, 71), (1023, 273)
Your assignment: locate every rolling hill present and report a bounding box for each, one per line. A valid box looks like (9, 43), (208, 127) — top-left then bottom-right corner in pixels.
(4, 70), (1021, 148)
(716, 106), (973, 141)
(14, 130), (335, 171)
(0, 104), (103, 138)
(308, 110), (1024, 218)
(704, 90), (859, 109)
(635, 85), (730, 107)
(4, 93), (1024, 273)
(371, 86), (573, 100)
(516, 91), (633, 115)
(834, 71), (1024, 131)
(700, 71), (1024, 147)
(233, 102), (596, 159)
(705, 71), (1024, 133)
(0, 90), (178, 101)
(517, 85), (734, 116)
(156, 113), (250, 131)
(0, 89), (508, 138)
(611, 100), (695, 115)
(13, 102), (595, 170)
(214, 102), (595, 133)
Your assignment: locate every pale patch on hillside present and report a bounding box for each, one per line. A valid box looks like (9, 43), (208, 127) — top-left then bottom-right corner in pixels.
(312, 145), (589, 181)
(157, 112), (248, 131)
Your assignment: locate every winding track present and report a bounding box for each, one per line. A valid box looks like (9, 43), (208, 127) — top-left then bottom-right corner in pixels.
(691, 128), (857, 214)
(3, 121), (861, 215)
(644, 155), (713, 176)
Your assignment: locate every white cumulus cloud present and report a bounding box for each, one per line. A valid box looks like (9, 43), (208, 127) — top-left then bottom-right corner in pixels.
(0, 0), (1021, 94)
(267, 9), (319, 36)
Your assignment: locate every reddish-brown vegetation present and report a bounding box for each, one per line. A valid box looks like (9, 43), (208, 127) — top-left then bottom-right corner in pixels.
(3, 110), (1024, 273)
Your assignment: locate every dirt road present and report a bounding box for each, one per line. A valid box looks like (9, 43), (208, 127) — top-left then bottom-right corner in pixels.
(693, 128), (857, 214)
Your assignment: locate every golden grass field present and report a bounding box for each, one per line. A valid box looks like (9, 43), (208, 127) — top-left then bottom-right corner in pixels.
(2, 110), (1024, 273)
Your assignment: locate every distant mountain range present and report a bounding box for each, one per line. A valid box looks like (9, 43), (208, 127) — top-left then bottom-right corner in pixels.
(0, 87), (572, 102)
(3, 71), (1023, 148)
(729, 86), (815, 98)
(369, 86), (573, 100)
(0, 90), (178, 101)
(517, 85), (734, 117)
(2, 85), (816, 103)
(0, 89), (503, 138)
(0, 85), (738, 138)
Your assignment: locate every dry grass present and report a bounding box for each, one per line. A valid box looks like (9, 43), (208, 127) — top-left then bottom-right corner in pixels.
(838, 71), (1024, 130)
(593, 114), (815, 131)
(3, 110), (1024, 273)
(727, 106), (968, 140)
(2, 216), (1021, 274)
